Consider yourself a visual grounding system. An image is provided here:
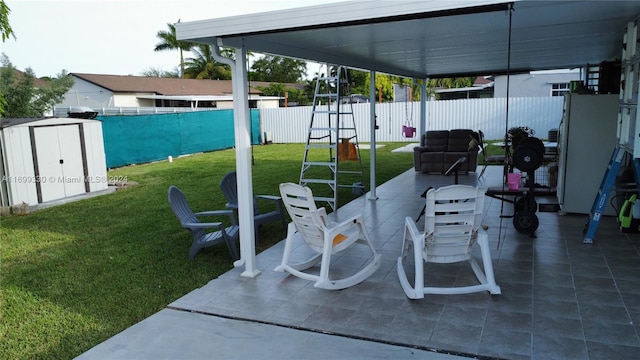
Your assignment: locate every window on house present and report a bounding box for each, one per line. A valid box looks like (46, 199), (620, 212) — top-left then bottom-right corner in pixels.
(551, 83), (570, 96)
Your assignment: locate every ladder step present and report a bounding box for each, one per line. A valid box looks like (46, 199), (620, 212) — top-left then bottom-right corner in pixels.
(308, 136), (333, 142)
(309, 127), (338, 132)
(300, 179), (336, 185)
(306, 143), (336, 149)
(312, 110), (339, 115)
(337, 183), (363, 188)
(303, 161), (336, 167)
(311, 196), (335, 204)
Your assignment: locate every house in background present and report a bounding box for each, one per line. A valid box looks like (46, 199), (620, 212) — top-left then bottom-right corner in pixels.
(493, 69), (582, 98)
(435, 76), (495, 100)
(435, 69), (584, 100)
(56, 73), (283, 111)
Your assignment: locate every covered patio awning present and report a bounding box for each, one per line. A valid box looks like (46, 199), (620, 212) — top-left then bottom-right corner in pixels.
(176, 0), (640, 277)
(178, 0), (640, 78)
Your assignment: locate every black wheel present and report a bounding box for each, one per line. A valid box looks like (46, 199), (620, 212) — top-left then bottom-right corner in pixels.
(513, 143), (543, 172)
(518, 137), (545, 156)
(515, 196), (538, 213)
(513, 210), (539, 234)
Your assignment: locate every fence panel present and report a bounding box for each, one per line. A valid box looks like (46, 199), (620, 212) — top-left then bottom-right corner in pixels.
(261, 97), (564, 143)
(100, 109), (259, 168)
(66, 97), (563, 168)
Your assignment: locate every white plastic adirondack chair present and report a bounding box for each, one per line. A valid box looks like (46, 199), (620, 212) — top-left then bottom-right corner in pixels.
(276, 182), (381, 290)
(397, 184), (501, 299)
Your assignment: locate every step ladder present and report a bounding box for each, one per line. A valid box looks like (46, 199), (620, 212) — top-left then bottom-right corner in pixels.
(583, 145), (640, 243)
(584, 16), (640, 244)
(299, 64), (364, 211)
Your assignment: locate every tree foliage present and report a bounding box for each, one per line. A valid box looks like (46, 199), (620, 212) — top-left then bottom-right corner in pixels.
(347, 69), (475, 102)
(249, 55), (307, 83)
(154, 22), (196, 77)
(140, 67), (180, 78)
(349, 70), (408, 102)
(0, 54), (74, 117)
(255, 83), (310, 106)
(183, 45), (232, 80)
(0, 0), (15, 42)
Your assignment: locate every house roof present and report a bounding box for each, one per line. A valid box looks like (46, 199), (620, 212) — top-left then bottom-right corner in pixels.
(473, 76), (493, 87)
(13, 69), (49, 88)
(176, 0), (640, 79)
(72, 73), (264, 96)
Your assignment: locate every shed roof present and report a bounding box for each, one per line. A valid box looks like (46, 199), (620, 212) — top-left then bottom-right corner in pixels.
(0, 117), (98, 129)
(176, 0), (640, 78)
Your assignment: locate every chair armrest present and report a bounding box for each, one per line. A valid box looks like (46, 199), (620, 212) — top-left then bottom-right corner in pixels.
(254, 195), (284, 214)
(330, 213), (366, 235)
(404, 216), (423, 240)
(195, 210), (235, 217)
(317, 207), (329, 225)
(182, 221), (224, 230)
(256, 194), (281, 202)
(195, 209), (238, 225)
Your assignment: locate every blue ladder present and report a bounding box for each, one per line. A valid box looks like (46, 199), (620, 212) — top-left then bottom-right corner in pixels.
(584, 145), (629, 243)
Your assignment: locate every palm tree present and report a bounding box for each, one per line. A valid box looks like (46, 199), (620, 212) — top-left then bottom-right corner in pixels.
(154, 21), (196, 77)
(183, 44), (232, 80)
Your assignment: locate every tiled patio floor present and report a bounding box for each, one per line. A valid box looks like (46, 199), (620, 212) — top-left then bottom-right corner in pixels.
(169, 166), (640, 360)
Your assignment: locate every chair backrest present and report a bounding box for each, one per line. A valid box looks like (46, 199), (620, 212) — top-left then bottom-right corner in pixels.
(220, 171), (263, 214)
(422, 130), (449, 151)
(220, 171), (239, 208)
(279, 183), (326, 252)
(168, 186), (200, 233)
(423, 185), (486, 260)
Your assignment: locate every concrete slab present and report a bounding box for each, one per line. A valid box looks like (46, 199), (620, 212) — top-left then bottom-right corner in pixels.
(75, 309), (468, 360)
(391, 143), (419, 153)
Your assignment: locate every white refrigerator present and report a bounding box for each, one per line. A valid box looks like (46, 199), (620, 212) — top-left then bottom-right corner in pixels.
(557, 94), (619, 215)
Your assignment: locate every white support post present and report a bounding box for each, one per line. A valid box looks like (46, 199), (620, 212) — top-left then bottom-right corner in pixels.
(368, 70), (378, 200)
(211, 38), (259, 278)
(420, 78), (428, 136)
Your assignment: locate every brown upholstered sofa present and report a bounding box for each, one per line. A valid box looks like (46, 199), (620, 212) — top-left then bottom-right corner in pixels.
(413, 129), (479, 173)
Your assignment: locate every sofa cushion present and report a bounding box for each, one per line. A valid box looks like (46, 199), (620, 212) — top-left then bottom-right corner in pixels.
(421, 152), (445, 173)
(447, 129), (476, 152)
(424, 130), (449, 152)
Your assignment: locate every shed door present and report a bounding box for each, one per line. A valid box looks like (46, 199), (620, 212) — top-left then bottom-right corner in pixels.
(33, 125), (87, 203)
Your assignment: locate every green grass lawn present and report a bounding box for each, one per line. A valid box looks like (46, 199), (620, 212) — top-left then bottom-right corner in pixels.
(0, 143), (414, 359)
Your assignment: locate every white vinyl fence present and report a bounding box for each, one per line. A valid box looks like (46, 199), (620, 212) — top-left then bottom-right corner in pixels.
(53, 106), (212, 117)
(261, 96), (564, 143)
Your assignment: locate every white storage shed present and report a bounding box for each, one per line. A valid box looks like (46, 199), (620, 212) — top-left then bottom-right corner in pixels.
(0, 117), (108, 207)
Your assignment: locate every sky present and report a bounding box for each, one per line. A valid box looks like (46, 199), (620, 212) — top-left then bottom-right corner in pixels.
(1, 0), (346, 78)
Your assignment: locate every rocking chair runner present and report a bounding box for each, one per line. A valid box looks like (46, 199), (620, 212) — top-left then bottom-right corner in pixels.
(397, 184), (501, 299)
(275, 182), (382, 290)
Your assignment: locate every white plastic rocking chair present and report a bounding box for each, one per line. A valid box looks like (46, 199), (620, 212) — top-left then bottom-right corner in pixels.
(397, 184), (501, 299)
(275, 182), (382, 290)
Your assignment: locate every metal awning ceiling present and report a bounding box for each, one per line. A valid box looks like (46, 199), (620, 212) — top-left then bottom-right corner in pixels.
(176, 0), (640, 79)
